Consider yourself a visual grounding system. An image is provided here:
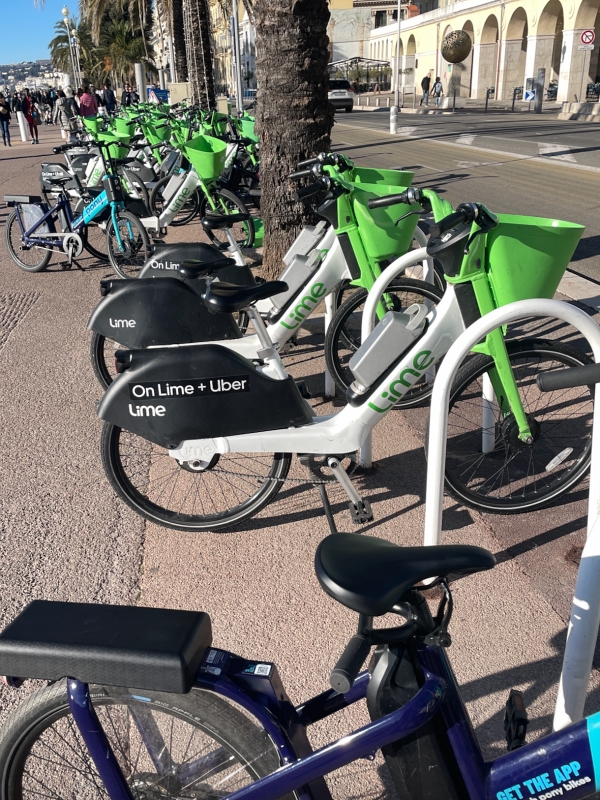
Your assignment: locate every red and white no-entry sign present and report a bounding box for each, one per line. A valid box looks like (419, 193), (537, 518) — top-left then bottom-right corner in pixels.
(581, 29), (595, 44)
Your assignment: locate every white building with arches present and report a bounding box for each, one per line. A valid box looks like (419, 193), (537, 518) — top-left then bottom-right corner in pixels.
(352, 0), (600, 101)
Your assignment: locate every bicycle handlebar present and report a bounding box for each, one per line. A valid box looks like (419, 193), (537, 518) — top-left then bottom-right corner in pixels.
(297, 154), (325, 168)
(428, 203), (479, 239)
(53, 143), (81, 154)
(537, 362), (600, 392)
(289, 168), (315, 180)
(330, 635), (371, 693)
(368, 191), (410, 209)
(293, 180), (328, 201)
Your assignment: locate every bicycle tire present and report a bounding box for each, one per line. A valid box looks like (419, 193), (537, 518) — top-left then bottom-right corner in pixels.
(325, 278), (444, 407)
(101, 422), (291, 531)
(199, 188), (255, 249)
(0, 679), (296, 799)
(4, 210), (52, 272)
(90, 332), (123, 389)
(149, 175), (200, 226)
(81, 224), (110, 262)
(105, 210), (152, 279)
(436, 339), (594, 513)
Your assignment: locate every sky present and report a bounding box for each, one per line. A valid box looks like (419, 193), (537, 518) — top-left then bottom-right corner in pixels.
(0, 0), (72, 63)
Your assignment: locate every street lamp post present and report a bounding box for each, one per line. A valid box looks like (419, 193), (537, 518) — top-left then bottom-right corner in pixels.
(61, 6), (80, 88)
(390, 0), (402, 133)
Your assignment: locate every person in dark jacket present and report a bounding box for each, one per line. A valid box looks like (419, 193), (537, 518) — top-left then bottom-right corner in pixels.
(103, 82), (116, 113)
(420, 72), (432, 106)
(0, 93), (11, 146)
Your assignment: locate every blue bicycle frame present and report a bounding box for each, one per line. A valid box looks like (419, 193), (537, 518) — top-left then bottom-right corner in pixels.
(63, 638), (600, 800)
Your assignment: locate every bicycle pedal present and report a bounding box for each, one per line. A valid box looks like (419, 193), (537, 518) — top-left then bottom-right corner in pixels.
(59, 262), (72, 271)
(504, 689), (528, 751)
(348, 499), (373, 525)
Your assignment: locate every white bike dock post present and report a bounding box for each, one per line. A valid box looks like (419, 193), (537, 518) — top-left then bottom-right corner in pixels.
(419, 298), (600, 734)
(16, 111), (28, 142)
(324, 294), (336, 398)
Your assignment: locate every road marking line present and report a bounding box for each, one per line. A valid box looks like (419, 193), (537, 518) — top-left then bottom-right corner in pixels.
(398, 126), (418, 136)
(538, 143), (577, 162)
(334, 123), (600, 174)
(456, 134), (475, 146)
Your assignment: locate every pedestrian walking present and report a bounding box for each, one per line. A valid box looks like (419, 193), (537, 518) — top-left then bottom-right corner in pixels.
(23, 89), (39, 144)
(53, 88), (80, 141)
(0, 93), (11, 147)
(102, 82), (116, 114)
(121, 84), (133, 106)
(433, 76), (444, 107)
(420, 72), (432, 106)
(79, 83), (98, 117)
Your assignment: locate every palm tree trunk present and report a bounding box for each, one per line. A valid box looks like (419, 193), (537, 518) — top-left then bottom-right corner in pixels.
(172, 0), (188, 82)
(182, 0), (216, 107)
(253, 0), (333, 280)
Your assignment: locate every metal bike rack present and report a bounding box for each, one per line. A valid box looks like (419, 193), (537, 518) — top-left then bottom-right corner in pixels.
(421, 298), (600, 732)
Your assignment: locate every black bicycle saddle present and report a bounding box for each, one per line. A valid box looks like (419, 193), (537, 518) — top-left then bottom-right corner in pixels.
(201, 210), (250, 231)
(315, 534), (495, 616)
(178, 252), (238, 279)
(203, 280), (289, 314)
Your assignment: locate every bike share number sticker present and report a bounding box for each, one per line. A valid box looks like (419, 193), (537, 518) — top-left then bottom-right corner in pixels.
(129, 376), (250, 400)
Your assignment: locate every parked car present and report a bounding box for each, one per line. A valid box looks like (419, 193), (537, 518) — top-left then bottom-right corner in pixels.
(328, 79), (354, 113)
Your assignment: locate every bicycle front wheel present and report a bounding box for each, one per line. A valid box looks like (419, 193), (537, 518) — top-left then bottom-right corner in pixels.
(90, 332), (124, 389)
(199, 188), (255, 249)
(101, 423), (291, 531)
(150, 175), (201, 226)
(0, 679), (295, 799)
(106, 210), (152, 279)
(5, 210), (52, 272)
(441, 339), (594, 513)
(325, 278), (444, 407)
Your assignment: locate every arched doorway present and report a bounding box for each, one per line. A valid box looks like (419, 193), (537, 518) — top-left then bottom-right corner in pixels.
(438, 25), (454, 92)
(406, 34), (417, 90)
(460, 20), (475, 96)
(473, 14), (499, 98)
(502, 7), (528, 98)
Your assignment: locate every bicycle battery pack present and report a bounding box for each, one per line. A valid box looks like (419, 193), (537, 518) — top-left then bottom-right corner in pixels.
(98, 344), (313, 449)
(349, 304), (428, 389)
(138, 242), (255, 285)
(88, 276), (243, 348)
(268, 221), (329, 312)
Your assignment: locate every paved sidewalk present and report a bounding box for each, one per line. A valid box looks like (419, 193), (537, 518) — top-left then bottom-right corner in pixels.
(0, 122), (598, 798)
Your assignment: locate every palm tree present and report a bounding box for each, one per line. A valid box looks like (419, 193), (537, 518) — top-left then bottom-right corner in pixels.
(100, 16), (155, 86)
(182, 0), (215, 107)
(253, 0), (333, 279)
(171, 0), (188, 82)
(49, 17), (103, 84)
(79, 0), (153, 51)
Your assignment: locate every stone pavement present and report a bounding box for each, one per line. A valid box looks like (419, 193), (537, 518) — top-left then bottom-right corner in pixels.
(0, 122), (598, 797)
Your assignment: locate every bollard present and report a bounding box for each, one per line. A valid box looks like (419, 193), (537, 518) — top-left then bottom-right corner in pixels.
(389, 105), (398, 134)
(512, 87), (517, 112)
(16, 111), (28, 142)
(401, 86), (405, 107)
(452, 90), (456, 112)
(485, 88), (490, 113)
(387, 96), (390, 107)
(366, 96), (370, 106)
(376, 97), (381, 107)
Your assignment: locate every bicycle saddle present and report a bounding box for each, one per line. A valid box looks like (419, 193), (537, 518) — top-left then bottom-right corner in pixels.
(179, 256), (238, 280)
(201, 210), (250, 231)
(0, 600), (212, 693)
(315, 534), (495, 616)
(203, 280), (289, 314)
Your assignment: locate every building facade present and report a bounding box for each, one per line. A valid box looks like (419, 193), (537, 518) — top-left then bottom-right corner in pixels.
(364, 0), (600, 101)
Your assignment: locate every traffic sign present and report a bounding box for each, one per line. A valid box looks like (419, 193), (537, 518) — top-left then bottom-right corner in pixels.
(579, 44), (595, 50)
(581, 29), (595, 44)
(524, 89), (536, 101)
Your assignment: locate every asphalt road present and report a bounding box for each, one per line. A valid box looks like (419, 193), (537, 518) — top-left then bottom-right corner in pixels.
(0, 124), (599, 799)
(333, 114), (600, 283)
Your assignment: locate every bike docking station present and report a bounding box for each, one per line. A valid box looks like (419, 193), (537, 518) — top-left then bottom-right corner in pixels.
(419, 297), (600, 732)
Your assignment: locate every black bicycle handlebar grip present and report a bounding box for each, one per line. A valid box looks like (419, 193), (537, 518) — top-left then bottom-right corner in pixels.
(293, 182), (325, 201)
(537, 362), (600, 392)
(297, 155), (322, 168)
(429, 207), (473, 239)
(367, 191), (409, 210)
(330, 635), (371, 694)
(289, 168), (315, 180)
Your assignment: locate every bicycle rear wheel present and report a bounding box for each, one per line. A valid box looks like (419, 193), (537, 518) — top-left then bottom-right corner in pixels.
(101, 422), (291, 531)
(0, 680), (295, 799)
(441, 339), (594, 513)
(325, 278), (443, 407)
(106, 210), (152, 279)
(4, 210), (52, 272)
(90, 332), (123, 388)
(150, 175), (201, 226)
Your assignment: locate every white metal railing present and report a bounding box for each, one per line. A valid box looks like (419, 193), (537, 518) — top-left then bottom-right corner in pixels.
(421, 298), (600, 732)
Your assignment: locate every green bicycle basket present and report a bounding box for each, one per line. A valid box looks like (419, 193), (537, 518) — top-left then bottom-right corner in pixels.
(82, 116), (101, 134)
(115, 118), (136, 137)
(183, 135), (227, 181)
(350, 173), (417, 262)
(349, 166), (413, 187)
(142, 123), (171, 146)
(240, 116), (259, 143)
(485, 214), (584, 308)
(96, 131), (130, 160)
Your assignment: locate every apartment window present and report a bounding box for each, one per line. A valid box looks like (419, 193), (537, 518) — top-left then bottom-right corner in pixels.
(374, 10), (387, 28)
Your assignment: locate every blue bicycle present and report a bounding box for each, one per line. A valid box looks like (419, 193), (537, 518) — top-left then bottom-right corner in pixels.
(4, 141), (151, 275)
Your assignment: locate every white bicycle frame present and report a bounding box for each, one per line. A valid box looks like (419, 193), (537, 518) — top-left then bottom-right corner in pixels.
(167, 282), (466, 462)
(419, 298), (600, 735)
